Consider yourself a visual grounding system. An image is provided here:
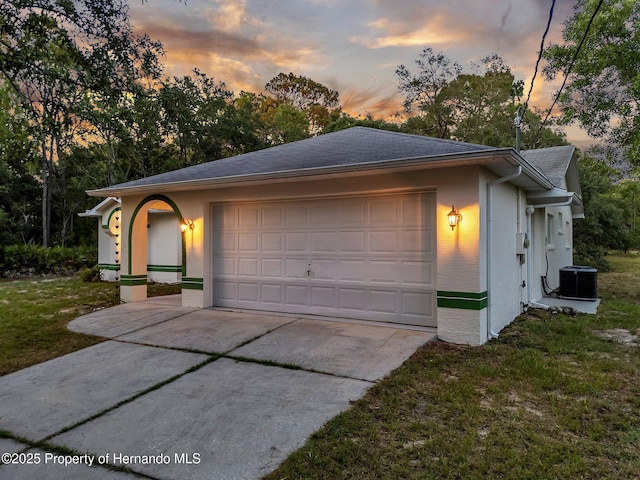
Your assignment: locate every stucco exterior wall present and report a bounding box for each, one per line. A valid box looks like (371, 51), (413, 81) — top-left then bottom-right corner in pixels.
(528, 204), (574, 300)
(118, 163), (563, 345)
(119, 167), (488, 344)
(97, 228), (119, 282)
(147, 213), (181, 283)
(525, 175), (575, 303)
(485, 175), (526, 336)
(96, 205), (121, 282)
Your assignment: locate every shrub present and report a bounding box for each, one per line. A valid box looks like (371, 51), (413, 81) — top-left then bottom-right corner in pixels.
(0, 244), (97, 277)
(77, 264), (102, 282)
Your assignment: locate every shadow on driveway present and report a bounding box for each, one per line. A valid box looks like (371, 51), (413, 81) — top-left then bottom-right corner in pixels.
(0, 295), (435, 480)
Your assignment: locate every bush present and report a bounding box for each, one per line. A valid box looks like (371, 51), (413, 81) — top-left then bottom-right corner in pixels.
(77, 264), (102, 282)
(0, 244), (97, 277)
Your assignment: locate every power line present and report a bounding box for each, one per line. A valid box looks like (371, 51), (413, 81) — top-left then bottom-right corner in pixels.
(531, 0), (605, 146)
(523, 0), (556, 114)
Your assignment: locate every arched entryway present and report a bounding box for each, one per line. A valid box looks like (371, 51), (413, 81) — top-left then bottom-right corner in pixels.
(120, 194), (186, 302)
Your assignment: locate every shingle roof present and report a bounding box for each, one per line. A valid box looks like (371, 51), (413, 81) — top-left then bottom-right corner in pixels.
(521, 146), (576, 188)
(104, 127), (493, 190)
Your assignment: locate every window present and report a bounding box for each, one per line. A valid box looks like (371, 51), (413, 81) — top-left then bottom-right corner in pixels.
(565, 220), (571, 249)
(546, 213), (555, 248)
(558, 212), (564, 235)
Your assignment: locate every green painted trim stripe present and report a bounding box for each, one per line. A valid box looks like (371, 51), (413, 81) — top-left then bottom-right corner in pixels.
(102, 207), (121, 229)
(98, 263), (121, 271)
(147, 264), (182, 272)
(181, 277), (204, 290)
(120, 274), (147, 287)
(437, 291), (488, 310)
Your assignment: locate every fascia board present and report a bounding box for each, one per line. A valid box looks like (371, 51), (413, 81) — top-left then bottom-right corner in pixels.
(88, 149), (554, 198)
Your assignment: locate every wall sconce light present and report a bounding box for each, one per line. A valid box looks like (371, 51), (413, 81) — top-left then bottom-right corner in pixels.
(447, 205), (462, 230)
(181, 218), (194, 233)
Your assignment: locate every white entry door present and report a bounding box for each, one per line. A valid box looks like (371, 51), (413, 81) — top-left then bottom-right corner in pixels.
(212, 192), (436, 326)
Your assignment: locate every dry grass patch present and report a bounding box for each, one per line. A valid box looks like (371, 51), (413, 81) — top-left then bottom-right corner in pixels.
(265, 253), (640, 480)
(0, 277), (180, 376)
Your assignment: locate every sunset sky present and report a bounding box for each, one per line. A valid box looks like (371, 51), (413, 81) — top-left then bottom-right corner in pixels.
(129, 0), (590, 147)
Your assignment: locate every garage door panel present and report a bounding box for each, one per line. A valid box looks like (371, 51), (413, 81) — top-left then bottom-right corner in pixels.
(339, 288), (367, 311)
(401, 230), (427, 253)
(238, 206), (259, 227)
(261, 284), (282, 304)
(238, 258), (259, 277)
(338, 202), (366, 224)
(213, 205), (236, 228)
(215, 257), (236, 276)
(338, 260), (367, 283)
(238, 233), (258, 252)
(285, 259), (307, 279)
(370, 260), (399, 284)
(310, 259), (336, 281)
(238, 282), (259, 302)
(370, 199), (398, 224)
(311, 286), (336, 308)
(423, 228), (436, 256)
(285, 285), (307, 305)
(402, 291), (435, 317)
(370, 289), (398, 313)
(213, 193), (436, 327)
(310, 232), (335, 253)
(261, 258), (283, 278)
(402, 261), (434, 287)
(215, 233), (236, 253)
(262, 206), (283, 227)
(285, 232), (307, 252)
(337, 231), (365, 253)
(370, 230), (398, 253)
(261, 232), (283, 252)
(401, 197), (422, 224)
(216, 281), (236, 300)
(286, 207), (307, 226)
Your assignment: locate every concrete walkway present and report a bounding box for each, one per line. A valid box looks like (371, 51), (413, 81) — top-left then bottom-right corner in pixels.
(0, 295), (435, 480)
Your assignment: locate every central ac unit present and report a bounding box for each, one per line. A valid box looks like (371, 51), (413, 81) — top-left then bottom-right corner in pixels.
(559, 266), (597, 300)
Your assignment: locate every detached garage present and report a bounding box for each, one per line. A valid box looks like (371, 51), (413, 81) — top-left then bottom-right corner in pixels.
(87, 127), (583, 345)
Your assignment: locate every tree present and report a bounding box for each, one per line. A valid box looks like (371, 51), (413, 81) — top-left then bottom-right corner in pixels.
(396, 47), (462, 138)
(573, 152), (632, 269)
(397, 48), (566, 148)
(442, 55), (524, 146)
(265, 73), (340, 135)
(543, 0), (640, 163)
(0, 82), (40, 244)
(324, 111), (402, 133)
(615, 177), (640, 248)
(158, 70), (235, 168)
(0, 0), (163, 245)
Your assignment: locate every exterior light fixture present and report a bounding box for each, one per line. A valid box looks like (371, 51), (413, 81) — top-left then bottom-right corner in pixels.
(181, 218), (194, 233)
(447, 205), (462, 230)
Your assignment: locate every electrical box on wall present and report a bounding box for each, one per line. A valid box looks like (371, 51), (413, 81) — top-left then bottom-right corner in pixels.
(516, 233), (528, 255)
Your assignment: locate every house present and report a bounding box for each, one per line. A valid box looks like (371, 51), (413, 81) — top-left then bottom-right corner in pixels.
(79, 197), (182, 284)
(86, 127), (583, 345)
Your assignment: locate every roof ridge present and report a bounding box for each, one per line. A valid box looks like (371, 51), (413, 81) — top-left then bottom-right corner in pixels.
(346, 126), (491, 149)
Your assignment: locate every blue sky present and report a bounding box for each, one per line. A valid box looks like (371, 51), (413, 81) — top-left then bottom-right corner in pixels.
(130, 0), (588, 146)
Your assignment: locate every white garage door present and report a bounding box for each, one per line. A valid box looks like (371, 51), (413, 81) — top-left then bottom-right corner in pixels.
(212, 192), (436, 327)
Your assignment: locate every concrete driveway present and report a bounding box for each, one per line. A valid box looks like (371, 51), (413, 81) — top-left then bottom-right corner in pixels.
(0, 295), (435, 480)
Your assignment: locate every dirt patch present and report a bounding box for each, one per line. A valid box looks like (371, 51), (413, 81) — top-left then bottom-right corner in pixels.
(594, 328), (639, 347)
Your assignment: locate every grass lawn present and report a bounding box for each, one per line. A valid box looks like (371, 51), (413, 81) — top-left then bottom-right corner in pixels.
(265, 253), (640, 480)
(0, 277), (180, 376)
(1, 256), (639, 478)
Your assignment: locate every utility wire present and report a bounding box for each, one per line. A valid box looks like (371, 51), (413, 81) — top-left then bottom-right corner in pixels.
(531, 0), (605, 146)
(523, 0), (556, 115)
